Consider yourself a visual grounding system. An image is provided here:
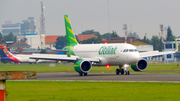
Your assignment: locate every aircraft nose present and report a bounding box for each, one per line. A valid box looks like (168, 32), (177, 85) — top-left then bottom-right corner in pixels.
(134, 53), (140, 60)
(128, 53), (140, 64)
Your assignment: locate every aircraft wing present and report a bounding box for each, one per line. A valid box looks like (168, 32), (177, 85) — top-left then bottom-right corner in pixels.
(30, 54), (78, 62)
(30, 54), (100, 62)
(80, 58), (100, 63)
(139, 50), (177, 58)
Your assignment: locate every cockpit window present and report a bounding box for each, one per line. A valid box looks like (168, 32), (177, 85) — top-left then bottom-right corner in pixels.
(123, 49), (128, 52)
(129, 49), (133, 52)
(123, 49), (138, 52)
(134, 49), (138, 52)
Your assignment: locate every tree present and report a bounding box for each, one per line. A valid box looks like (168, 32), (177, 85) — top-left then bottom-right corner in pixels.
(0, 32), (2, 39)
(110, 31), (119, 38)
(40, 49), (47, 54)
(80, 30), (100, 36)
(166, 26), (174, 41)
(102, 31), (119, 40)
(101, 33), (111, 40)
(150, 35), (162, 51)
(3, 32), (16, 41)
(80, 33), (103, 44)
(80, 37), (97, 44)
(55, 36), (67, 49)
(143, 35), (150, 44)
(96, 33), (103, 43)
(127, 32), (140, 39)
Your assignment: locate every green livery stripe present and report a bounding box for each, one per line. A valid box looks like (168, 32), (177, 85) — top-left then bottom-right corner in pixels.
(62, 46), (76, 56)
(175, 39), (178, 50)
(67, 27), (73, 35)
(65, 16), (70, 24)
(74, 65), (79, 67)
(69, 36), (78, 43)
(64, 15), (78, 46)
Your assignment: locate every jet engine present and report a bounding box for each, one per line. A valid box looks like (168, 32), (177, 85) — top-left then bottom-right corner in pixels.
(74, 60), (92, 73)
(131, 59), (148, 71)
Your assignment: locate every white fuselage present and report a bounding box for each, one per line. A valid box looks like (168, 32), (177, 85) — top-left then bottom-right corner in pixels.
(73, 43), (140, 66)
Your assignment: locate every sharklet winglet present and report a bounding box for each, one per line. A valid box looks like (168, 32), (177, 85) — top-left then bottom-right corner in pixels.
(175, 39), (178, 51)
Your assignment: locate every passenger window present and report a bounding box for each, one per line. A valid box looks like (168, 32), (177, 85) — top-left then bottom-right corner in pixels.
(129, 49), (133, 52)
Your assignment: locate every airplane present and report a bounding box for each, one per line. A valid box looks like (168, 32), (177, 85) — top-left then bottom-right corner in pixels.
(29, 15), (178, 76)
(0, 44), (62, 63)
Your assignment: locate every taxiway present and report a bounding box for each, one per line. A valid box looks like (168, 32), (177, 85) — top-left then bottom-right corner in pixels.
(35, 72), (180, 82)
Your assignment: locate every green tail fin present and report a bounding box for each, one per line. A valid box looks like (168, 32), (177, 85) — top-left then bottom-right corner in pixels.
(175, 39), (178, 51)
(64, 15), (78, 46)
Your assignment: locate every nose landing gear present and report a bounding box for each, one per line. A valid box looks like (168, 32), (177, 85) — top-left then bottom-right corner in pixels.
(79, 73), (88, 76)
(125, 71), (130, 75)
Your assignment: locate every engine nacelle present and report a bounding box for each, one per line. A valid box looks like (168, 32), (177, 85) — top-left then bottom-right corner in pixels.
(74, 60), (92, 73)
(131, 59), (148, 71)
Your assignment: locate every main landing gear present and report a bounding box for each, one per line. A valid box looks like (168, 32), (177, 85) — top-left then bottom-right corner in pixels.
(116, 68), (124, 75)
(79, 73), (88, 76)
(116, 65), (130, 75)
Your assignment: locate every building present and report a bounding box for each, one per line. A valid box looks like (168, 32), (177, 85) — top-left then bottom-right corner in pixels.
(77, 34), (106, 42)
(1, 17), (36, 36)
(45, 35), (106, 49)
(163, 40), (180, 61)
(45, 35), (60, 49)
(20, 17), (36, 35)
(17, 33), (45, 49)
(107, 37), (153, 52)
(9, 42), (31, 51)
(1, 21), (21, 36)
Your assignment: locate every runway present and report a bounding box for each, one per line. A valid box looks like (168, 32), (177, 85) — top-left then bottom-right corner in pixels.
(35, 72), (180, 82)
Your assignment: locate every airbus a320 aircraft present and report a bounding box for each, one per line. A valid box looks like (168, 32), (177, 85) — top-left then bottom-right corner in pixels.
(29, 15), (178, 76)
(0, 44), (60, 63)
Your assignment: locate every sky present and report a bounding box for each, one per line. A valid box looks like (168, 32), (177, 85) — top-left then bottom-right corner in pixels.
(0, 0), (180, 39)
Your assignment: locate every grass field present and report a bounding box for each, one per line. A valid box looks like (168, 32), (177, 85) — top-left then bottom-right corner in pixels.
(1, 63), (180, 100)
(6, 81), (180, 101)
(0, 62), (180, 73)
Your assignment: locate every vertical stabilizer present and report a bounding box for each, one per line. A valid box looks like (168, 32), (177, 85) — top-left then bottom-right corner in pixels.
(64, 15), (78, 46)
(175, 39), (178, 51)
(0, 44), (12, 57)
(0, 44), (20, 62)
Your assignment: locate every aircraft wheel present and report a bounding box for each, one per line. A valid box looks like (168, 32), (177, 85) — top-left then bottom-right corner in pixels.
(79, 73), (83, 76)
(116, 69), (120, 75)
(84, 73), (88, 76)
(121, 69), (124, 75)
(125, 71), (127, 75)
(128, 71), (130, 75)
